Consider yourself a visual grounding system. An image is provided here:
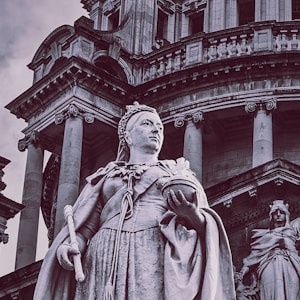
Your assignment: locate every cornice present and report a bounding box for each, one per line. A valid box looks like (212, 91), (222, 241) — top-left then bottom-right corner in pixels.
(206, 159), (300, 231)
(5, 57), (131, 122)
(206, 159), (300, 207)
(0, 261), (42, 297)
(0, 194), (24, 220)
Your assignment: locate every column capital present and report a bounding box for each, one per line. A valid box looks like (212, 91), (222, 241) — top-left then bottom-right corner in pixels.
(18, 131), (55, 152)
(18, 130), (41, 152)
(174, 110), (204, 128)
(55, 103), (95, 125)
(245, 97), (277, 114)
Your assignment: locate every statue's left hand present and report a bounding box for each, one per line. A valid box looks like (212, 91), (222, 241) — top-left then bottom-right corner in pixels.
(166, 189), (206, 231)
(167, 189), (197, 219)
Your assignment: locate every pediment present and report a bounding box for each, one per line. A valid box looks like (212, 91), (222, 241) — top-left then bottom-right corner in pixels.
(29, 25), (75, 69)
(206, 159), (300, 230)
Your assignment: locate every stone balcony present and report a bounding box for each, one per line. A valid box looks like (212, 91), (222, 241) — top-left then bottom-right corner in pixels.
(138, 20), (300, 83)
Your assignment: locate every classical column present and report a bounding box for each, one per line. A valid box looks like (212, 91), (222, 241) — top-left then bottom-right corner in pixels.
(15, 131), (44, 269)
(54, 103), (94, 236)
(175, 111), (204, 181)
(245, 98), (277, 168)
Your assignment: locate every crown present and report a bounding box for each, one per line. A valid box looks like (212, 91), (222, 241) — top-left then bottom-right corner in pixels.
(118, 101), (158, 147)
(269, 200), (289, 213)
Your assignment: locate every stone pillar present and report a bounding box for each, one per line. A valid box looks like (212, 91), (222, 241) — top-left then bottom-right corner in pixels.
(175, 111), (204, 181)
(54, 103), (94, 236)
(245, 98), (277, 168)
(15, 131), (44, 269)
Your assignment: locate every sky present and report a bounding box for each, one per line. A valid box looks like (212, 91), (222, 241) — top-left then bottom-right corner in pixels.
(0, 0), (88, 277)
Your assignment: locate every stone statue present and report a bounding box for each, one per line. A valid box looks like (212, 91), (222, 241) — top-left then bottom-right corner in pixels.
(34, 102), (235, 300)
(236, 200), (300, 300)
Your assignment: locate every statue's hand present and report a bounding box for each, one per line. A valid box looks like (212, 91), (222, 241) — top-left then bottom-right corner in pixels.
(235, 272), (244, 282)
(56, 243), (80, 271)
(166, 189), (206, 232)
(167, 189), (197, 220)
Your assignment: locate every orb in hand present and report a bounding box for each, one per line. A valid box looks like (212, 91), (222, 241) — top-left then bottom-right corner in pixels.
(161, 176), (198, 205)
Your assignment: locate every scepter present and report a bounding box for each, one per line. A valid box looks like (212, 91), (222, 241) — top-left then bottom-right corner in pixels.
(64, 205), (85, 282)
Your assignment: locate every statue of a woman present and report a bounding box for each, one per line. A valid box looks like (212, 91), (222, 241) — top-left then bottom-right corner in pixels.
(34, 102), (235, 299)
(237, 200), (300, 300)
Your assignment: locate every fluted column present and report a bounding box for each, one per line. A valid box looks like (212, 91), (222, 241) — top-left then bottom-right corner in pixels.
(175, 111), (204, 181)
(54, 103), (94, 236)
(245, 98), (277, 168)
(15, 131), (44, 269)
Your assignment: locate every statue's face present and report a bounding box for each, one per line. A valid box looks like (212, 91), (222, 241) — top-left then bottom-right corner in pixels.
(125, 111), (164, 154)
(272, 209), (286, 228)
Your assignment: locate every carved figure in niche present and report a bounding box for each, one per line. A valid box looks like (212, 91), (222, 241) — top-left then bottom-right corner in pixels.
(34, 102), (235, 300)
(236, 200), (300, 300)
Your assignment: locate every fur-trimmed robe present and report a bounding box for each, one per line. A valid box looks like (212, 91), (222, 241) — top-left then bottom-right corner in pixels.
(34, 159), (235, 300)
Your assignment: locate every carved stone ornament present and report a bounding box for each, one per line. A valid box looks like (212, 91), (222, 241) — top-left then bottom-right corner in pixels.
(55, 103), (95, 125)
(245, 97), (277, 113)
(18, 131), (40, 152)
(174, 110), (204, 128)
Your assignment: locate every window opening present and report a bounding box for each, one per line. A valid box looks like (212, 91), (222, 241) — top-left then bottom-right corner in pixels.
(238, 0), (255, 25)
(157, 9), (168, 41)
(189, 11), (204, 34)
(108, 9), (120, 30)
(292, 0), (300, 20)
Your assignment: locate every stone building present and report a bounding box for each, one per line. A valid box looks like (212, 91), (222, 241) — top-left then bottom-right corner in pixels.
(1, 0), (300, 299)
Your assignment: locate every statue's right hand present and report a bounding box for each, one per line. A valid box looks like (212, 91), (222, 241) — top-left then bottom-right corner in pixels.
(56, 243), (80, 271)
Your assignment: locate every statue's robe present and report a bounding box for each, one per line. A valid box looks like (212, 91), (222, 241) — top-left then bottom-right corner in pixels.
(243, 223), (300, 300)
(34, 159), (235, 300)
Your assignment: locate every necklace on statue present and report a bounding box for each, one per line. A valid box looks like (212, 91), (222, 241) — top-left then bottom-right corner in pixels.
(107, 162), (158, 183)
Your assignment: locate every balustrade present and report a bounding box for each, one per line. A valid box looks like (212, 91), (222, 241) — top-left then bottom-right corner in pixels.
(140, 22), (300, 83)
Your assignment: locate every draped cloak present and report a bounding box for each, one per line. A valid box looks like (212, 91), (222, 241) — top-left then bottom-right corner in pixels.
(34, 159), (235, 300)
(242, 222), (300, 300)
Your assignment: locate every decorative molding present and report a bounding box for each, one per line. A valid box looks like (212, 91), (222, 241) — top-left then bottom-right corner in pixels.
(55, 103), (95, 125)
(157, 0), (176, 14)
(18, 131), (55, 152)
(174, 110), (204, 128)
(248, 187), (257, 198)
(18, 131), (41, 152)
(245, 97), (277, 113)
(183, 0), (207, 15)
(274, 178), (284, 186)
(207, 159), (300, 209)
(0, 219), (8, 244)
(103, 0), (121, 16)
(223, 198), (233, 208)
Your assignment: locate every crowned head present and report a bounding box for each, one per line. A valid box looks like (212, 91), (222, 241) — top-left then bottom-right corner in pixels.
(269, 200), (290, 228)
(117, 102), (162, 161)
